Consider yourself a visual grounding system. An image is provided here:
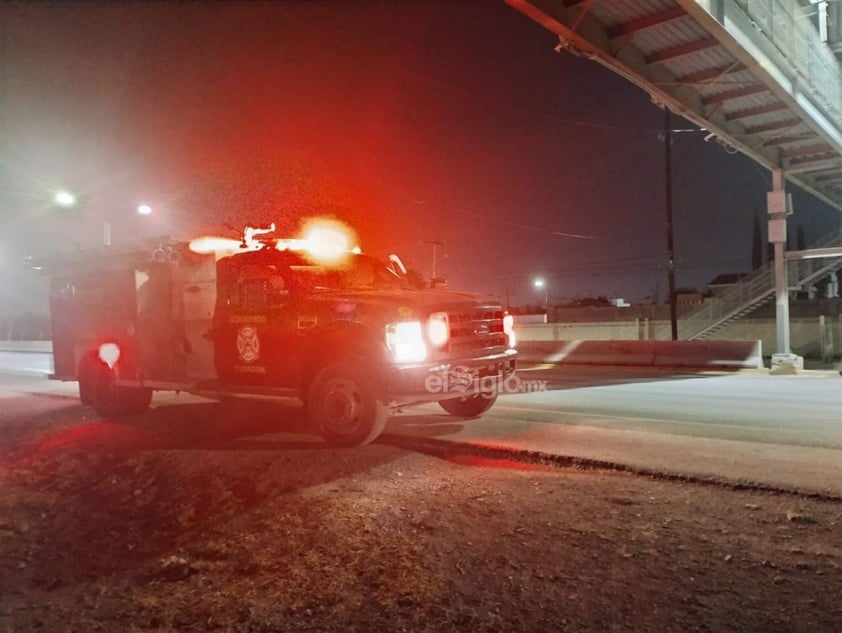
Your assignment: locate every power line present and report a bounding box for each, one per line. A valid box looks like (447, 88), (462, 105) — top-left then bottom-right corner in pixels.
(462, 209), (594, 240)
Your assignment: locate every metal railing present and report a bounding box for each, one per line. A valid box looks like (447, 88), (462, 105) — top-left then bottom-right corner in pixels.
(730, 0), (842, 125)
(680, 263), (774, 340)
(787, 226), (842, 287)
(681, 226), (842, 340)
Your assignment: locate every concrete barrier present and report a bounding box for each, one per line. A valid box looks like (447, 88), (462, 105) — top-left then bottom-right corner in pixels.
(516, 340), (656, 366)
(517, 339), (764, 369)
(2, 338), (765, 369)
(0, 341), (52, 354)
(650, 340), (764, 369)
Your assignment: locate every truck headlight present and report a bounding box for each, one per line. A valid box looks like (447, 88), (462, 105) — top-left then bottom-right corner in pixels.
(426, 312), (449, 348)
(386, 321), (427, 363)
(503, 314), (516, 348)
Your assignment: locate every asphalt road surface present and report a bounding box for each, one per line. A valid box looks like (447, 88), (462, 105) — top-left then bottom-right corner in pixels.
(3, 350), (841, 497)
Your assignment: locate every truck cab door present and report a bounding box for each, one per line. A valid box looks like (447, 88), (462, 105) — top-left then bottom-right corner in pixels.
(215, 268), (300, 390)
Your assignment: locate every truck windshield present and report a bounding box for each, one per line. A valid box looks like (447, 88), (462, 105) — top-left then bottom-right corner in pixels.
(292, 254), (406, 292)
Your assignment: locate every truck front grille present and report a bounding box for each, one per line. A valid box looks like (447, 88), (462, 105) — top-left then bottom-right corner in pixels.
(447, 307), (507, 354)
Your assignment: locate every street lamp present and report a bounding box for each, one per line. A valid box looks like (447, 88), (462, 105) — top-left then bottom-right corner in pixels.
(103, 204), (154, 246)
(533, 277), (549, 320)
(53, 190), (77, 208)
(103, 205), (154, 246)
(51, 188), (155, 247)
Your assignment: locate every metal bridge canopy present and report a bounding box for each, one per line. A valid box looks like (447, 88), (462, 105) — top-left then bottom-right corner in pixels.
(506, 0), (842, 361)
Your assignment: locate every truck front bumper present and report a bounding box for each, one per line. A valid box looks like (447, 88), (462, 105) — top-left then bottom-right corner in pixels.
(386, 348), (517, 406)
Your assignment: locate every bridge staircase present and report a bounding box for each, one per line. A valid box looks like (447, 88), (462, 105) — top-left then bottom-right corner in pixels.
(681, 228), (842, 340)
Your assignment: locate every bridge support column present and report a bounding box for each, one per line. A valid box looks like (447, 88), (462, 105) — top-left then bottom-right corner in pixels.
(768, 170), (803, 373)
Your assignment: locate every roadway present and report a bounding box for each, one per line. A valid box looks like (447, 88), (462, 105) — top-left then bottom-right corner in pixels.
(390, 364), (842, 498)
(2, 350), (841, 497)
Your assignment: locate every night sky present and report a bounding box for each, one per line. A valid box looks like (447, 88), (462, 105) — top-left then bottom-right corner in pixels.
(1, 1), (840, 314)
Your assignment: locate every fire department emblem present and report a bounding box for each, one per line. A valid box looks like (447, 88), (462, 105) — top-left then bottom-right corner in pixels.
(237, 326), (260, 363)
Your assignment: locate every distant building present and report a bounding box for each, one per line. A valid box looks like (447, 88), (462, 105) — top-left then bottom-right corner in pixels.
(675, 290), (703, 305)
(706, 273), (749, 298)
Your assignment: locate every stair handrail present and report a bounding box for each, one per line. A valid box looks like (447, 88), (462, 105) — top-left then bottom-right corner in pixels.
(788, 226), (842, 289)
(680, 263), (773, 339)
(680, 226), (842, 339)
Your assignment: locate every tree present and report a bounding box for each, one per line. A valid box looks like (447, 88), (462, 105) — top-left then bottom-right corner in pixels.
(752, 210), (762, 269)
(405, 268), (428, 290)
(797, 224), (806, 251)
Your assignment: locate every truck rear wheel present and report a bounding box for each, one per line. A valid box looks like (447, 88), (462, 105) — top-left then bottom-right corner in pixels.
(79, 356), (152, 418)
(308, 362), (387, 447)
(439, 392), (497, 417)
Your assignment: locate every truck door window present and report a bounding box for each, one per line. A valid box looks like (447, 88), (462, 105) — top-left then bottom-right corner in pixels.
(237, 269), (288, 309)
(238, 278), (267, 309)
(266, 274), (288, 305)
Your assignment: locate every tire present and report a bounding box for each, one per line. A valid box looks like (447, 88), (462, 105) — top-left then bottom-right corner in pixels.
(79, 356), (152, 417)
(307, 362), (387, 447)
(439, 392), (497, 417)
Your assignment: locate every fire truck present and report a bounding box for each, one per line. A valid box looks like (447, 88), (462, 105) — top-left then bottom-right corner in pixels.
(37, 222), (517, 446)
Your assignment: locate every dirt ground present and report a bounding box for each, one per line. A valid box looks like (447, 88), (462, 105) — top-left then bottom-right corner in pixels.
(1, 394), (841, 632)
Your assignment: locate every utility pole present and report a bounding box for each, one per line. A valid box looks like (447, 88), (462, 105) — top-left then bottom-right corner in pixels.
(664, 108), (678, 340)
(0, 19), (8, 207)
(424, 239), (443, 282)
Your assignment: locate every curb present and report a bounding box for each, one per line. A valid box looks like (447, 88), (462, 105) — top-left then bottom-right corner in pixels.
(377, 433), (842, 502)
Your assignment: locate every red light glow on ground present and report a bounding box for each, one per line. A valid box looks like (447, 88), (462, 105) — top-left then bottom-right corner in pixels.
(10, 422), (162, 471)
(443, 453), (556, 472)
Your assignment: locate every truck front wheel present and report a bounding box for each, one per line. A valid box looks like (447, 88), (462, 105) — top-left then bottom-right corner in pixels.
(79, 356), (152, 417)
(439, 392), (497, 417)
(308, 362), (387, 447)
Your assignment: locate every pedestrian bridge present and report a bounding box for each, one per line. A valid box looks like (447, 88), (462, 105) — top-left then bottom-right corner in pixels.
(506, 0), (842, 355)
